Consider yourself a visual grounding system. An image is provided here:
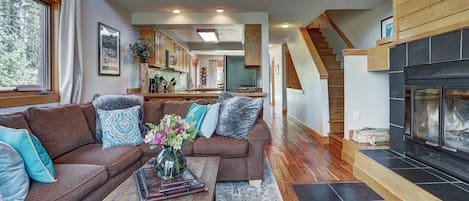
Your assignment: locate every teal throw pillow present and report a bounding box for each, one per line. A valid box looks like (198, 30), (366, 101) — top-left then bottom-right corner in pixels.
(98, 105), (143, 149)
(0, 142), (30, 200)
(185, 103), (207, 137)
(0, 126), (56, 183)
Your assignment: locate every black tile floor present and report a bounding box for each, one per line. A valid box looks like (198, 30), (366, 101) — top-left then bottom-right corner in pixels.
(360, 149), (469, 201)
(293, 182), (384, 201)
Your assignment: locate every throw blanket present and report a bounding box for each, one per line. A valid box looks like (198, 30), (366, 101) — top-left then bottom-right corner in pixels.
(92, 94), (145, 142)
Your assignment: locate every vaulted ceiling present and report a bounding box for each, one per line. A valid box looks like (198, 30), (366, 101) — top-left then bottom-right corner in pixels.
(110, 0), (387, 43)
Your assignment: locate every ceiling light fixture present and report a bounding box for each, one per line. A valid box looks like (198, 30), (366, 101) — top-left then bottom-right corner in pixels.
(216, 8), (224, 13)
(282, 24), (289, 29)
(172, 9), (181, 14)
(196, 29), (219, 42)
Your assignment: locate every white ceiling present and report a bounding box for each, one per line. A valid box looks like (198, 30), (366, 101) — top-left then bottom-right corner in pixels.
(110, 0), (387, 43)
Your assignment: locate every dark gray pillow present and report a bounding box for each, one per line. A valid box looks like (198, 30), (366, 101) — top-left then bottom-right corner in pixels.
(216, 93), (263, 139)
(0, 141), (30, 200)
(92, 94), (145, 141)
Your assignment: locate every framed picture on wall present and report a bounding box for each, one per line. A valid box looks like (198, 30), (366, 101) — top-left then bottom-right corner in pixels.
(98, 22), (120, 76)
(381, 16), (394, 38)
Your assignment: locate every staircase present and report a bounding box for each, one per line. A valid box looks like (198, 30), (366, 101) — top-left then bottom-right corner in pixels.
(307, 28), (344, 140)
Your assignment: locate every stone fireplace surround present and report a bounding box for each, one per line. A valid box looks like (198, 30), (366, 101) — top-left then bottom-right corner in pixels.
(389, 28), (469, 183)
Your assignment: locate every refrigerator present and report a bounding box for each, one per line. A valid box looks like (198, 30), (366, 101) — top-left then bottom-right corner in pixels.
(224, 56), (257, 92)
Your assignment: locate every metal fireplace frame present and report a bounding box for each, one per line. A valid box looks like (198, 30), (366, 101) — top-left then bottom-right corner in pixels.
(405, 75), (469, 182)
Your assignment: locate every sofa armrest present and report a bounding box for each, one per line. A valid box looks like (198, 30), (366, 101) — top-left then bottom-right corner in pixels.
(247, 119), (271, 143)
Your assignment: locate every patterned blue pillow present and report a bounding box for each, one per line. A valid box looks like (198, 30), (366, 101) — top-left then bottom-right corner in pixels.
(185, 103), (207, 137)
(0, 126), (56, 183)
(98, 105), (143, 149)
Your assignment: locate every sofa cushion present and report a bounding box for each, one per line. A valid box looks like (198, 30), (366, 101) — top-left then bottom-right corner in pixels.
(26, 164), (107, 201)
(216, 94), (263, 140)
(163, 101), (194, 118)
(0, 126), (56, 183)
(185, 103), (207, 136)
(193, 135), (248, 157)
(139, 141), (194, 157)
(0, 142), (29, 201)
(143, 101), (164, 125)
(80, 103), (97, 139)
(54, 144), (142, 177)
(92, 94), (145, 142)
(98, 106), (143, 149)
(0, 112), (31, 132)
(26, 105), (95, 159)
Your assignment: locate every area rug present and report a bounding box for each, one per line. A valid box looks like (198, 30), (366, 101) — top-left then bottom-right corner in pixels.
(215, 160), (283, 201)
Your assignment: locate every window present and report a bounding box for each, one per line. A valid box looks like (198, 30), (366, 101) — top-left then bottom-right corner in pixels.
(0, 0), (51, 91)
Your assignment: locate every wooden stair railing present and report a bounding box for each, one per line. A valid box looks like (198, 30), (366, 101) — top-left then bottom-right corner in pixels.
(300, 28), (328, 79)
(322, 11), (354, 49)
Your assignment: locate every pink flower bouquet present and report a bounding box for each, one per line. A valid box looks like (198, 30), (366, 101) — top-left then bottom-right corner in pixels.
(144, 114), (197, 150)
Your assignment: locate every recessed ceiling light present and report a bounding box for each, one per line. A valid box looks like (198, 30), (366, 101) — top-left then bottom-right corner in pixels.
(172, 9), (181, 14)
(196, 29), (219, 42)
(282, 24), (289, 29)
(269, 44), (273, 47)
(216, 8), (224, 13)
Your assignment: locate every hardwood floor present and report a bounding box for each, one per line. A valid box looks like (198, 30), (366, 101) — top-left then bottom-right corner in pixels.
(264, 109), (357, 201)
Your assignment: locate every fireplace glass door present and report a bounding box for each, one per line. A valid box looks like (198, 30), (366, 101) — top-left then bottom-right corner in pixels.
(413, 88), (440, 145)
(444, 89), (469, 153)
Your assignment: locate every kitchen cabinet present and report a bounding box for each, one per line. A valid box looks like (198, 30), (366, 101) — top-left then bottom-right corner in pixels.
(244, 24), (262, 67)
(139, 28), (190, 72)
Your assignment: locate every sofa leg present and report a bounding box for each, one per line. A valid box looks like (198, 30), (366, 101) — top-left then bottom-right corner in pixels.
(249, 179), (262, 188)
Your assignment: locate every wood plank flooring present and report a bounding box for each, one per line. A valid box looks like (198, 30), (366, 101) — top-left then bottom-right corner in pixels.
(264, 109), (357, 201)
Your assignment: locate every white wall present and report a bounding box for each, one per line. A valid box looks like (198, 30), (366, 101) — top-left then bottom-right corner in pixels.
(344, 55), (389, 139)
(196, 55), (224, 88)
(80, 0), (139, 102)
(269, 45), (284, 110)
(286, 30), (330, 136)
(328, 1), (393, 49)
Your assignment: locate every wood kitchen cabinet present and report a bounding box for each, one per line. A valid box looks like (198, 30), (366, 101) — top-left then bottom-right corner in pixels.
(244, 24), (262, 67)
(139, 28), (190, 72)
(139, 28), (166, 67)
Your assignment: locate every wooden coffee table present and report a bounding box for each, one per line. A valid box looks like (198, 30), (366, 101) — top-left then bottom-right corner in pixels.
(104, 156), (220, 201)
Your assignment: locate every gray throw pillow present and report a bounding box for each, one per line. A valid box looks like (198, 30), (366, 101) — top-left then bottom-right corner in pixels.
(216, 93), (263, 139)
(0, 142), (30, 200)
(92, 94), (145, 142)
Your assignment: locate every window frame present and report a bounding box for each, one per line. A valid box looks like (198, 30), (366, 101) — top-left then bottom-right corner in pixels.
(0, 0), (60, 108)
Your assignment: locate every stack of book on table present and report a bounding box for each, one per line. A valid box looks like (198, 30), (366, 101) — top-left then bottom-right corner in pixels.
(133, 167), (207, 201)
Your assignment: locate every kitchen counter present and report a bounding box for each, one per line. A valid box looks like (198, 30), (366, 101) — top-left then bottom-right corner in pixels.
(143, 91), (266, 101)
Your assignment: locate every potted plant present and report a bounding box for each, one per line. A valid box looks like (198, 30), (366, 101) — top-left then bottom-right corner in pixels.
(130, 38), (154, 93)
(144, 114), (197, 179)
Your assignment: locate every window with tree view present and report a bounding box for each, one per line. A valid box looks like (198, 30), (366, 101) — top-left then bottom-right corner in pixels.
(0, 0), (50, 91)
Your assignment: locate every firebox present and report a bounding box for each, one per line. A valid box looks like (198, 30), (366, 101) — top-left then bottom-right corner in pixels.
(393, 28), (469, 183)
(405, 61), (469, 183)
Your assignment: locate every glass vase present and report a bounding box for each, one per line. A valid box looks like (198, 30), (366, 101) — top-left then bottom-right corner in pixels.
(154, 146), (187, 180)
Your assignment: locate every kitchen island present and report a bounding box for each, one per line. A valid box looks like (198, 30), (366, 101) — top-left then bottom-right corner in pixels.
(142, 91), (266, 101)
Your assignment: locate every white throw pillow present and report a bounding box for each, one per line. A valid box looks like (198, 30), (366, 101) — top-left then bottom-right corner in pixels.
(200, 103), (221, 139)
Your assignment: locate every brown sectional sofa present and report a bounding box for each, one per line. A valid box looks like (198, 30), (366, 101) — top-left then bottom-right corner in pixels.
(0, 99), (271, 201)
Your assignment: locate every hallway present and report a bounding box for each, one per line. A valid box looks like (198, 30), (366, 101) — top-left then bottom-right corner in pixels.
(264, 109), (357, 201)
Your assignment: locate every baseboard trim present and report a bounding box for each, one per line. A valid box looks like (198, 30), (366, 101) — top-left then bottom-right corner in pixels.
(287, 114), (329, 145)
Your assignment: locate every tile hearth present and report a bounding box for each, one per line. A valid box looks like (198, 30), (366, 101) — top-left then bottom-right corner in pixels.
(360, 150), (469, 201)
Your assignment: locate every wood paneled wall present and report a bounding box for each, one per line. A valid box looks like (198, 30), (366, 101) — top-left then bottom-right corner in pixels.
(285, 51), (303, 90)
(394, 0), (469, 43)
